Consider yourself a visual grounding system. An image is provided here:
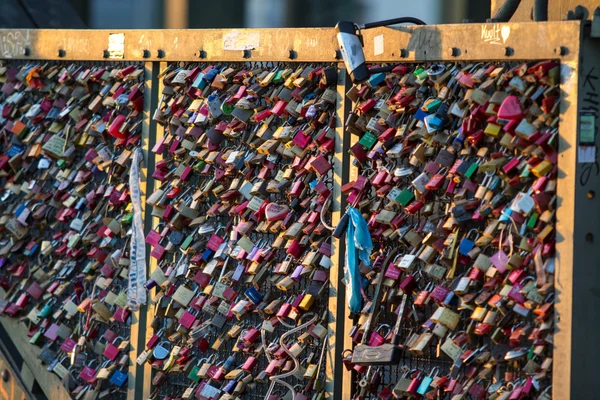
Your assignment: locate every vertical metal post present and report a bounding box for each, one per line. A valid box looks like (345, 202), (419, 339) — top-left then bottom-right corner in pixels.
(145, 60), (166, 400)
(128, 60), (161, 400)
(557, 27), (598, 400)
(326, 64), (351, 399)
(328, 63), (354, 400)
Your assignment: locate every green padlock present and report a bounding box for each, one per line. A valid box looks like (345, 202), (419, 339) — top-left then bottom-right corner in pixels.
(358, 132), (378, 150)
(29, 330), (43, 345)
(416, 69), (429, 80)
(187, 365), (201, 382)
(181, 227), (199, 252)
(121, 213), (133, 224)
(423, 98), (442, 113)
(220, 102), (235, 115)
(273, 70), (284, 83)
(520, 163), (531, 178)
(38, 298), (57, 318)
(193, 160), (205, 172)
(396, 189), (415, 207)
(464, 162), (479, 179)
(527, 212), (538, 229)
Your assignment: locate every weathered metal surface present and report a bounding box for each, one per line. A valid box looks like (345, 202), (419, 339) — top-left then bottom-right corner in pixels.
(361, 21), (579, 62)
(491, 0), (599, 21)
(0, 21), (579, 62)
(568, 27), (600, 399)
(0, 316), (70, 399)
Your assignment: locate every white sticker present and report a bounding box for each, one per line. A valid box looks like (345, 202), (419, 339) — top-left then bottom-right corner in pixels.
(107, 33), (125, 59)
(374, 34), (384, 56)
(223, 30), (260, 51)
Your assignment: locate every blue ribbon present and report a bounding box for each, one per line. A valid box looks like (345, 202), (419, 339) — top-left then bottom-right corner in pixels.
(345, 207), (373, 314)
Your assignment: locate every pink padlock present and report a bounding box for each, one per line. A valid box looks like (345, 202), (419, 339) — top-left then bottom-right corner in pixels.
(15, 293), (28, 308)
(264, 358), (280, 375)
(242, 356), (258, 372)
(430, 285), (451, 304)
(242, 327), (260, 345)
(78, 361), (98, 384)
(399, 275), (416, 295)
(286, 239), (304, 259)
(385, 262), (402, 281)
(367, 324), (390, 347)
(113, 307), (130, 323)
(276, 302), (292, 318)
(103, 336), (124, 361)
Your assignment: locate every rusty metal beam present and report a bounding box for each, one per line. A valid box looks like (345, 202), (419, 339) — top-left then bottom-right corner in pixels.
(491, 0), (598, 21)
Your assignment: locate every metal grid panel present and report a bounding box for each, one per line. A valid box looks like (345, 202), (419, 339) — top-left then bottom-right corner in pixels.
(0, 59), (146, 400)
(145, 60), (339, 399)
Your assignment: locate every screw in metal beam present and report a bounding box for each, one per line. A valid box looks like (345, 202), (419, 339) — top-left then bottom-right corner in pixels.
(504, 47), (514, 57)
(58, 49), (66, 58)
(156, 49), (165, 58)
(243, 50), (252, 59)
(399, 49), (409, 58)
(195, 49), (207, 59)
(289, 50), (298, 60)
(554, 46), (568, 56)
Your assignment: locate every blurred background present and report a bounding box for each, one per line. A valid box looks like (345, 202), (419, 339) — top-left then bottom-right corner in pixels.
(0, 0), (491, 29)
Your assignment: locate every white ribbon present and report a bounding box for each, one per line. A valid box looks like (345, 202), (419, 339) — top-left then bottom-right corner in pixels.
(127, 147), (147, 310)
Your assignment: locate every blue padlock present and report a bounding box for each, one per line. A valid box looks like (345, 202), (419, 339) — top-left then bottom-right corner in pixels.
(6, 145), (24, 157)
(201, 248), (214, 261)
(414, 108), (429, 122)
(191, 72), (205, 89)
(110, 369), (128, 387)
(23, 243), (38, 257)
(424, 114), (444, 132)
(416, 367), (439, 395)
(244, 287), (263, 305)
(458, 229), (479, 256)
(14, 203), (27, 217)
(367, 72), (386, 87)
(222, 379), (238, 394)
(202, 68), (218, 84)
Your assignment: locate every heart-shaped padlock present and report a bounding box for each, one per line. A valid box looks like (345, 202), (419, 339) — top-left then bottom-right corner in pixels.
(265, 203), (290, 222)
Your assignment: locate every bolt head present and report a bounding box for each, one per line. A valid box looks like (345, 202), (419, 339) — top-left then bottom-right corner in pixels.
(243, 50), (252, 59)
(449, 47), (460, 57)
(1, 370), (9, 382)
(156, 49), (165, 58)
(554, 46), (568, 56)
(399, 48), (409, 58)
(103, 49), (110, 58)
(504, 47), (514, 56)
(58, 49), (66, 58)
